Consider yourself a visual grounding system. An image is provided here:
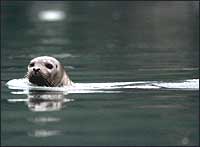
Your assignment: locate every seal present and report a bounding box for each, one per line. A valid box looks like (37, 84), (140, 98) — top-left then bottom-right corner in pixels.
(26, 56), (73, 87)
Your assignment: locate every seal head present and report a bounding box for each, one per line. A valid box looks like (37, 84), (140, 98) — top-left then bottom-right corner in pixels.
(27, 56), (72, 87)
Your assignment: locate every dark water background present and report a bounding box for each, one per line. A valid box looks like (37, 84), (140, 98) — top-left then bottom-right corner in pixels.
(1, 1), (199, 146)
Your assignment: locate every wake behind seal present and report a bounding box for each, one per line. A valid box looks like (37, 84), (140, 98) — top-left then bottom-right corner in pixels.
(26, 56), (73, 87)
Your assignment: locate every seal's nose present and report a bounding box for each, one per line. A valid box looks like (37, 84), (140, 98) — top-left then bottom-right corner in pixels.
(33, 68), (40, 73)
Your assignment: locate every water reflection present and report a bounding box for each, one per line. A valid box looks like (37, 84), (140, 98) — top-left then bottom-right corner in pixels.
(29, 1), (68, 22)
(26, 91), (71, 138)
(38, 10), (66, 22)
(27, 91), (73, 112)
(28, 129), (62, 138)
(27, 98), (64, 112)
(27, 116), (62, 138)
(28, 116), (61, 123)
(8, 90), (73, 112)
(7, 90), (72, 138)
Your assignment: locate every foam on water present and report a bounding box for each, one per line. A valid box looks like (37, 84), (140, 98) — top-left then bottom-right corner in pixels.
(6, 78), (199, 94)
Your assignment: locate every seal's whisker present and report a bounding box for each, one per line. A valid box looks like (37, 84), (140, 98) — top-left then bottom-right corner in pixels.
(40, 73), (50, 87)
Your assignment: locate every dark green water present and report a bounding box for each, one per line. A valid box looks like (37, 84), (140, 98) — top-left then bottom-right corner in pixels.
(1, 1), (199, 146)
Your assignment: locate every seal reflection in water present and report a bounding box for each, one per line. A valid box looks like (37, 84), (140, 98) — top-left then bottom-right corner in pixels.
(27, 56), (73, 87)
(27, 91), (68, 112)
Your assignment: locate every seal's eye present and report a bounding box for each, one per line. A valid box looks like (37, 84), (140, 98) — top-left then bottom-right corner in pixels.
(45, 63), (53, 69)
(29, 62), (35, 67)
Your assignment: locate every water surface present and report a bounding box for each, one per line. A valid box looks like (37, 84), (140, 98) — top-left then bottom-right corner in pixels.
(1, 1), (199, 146)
